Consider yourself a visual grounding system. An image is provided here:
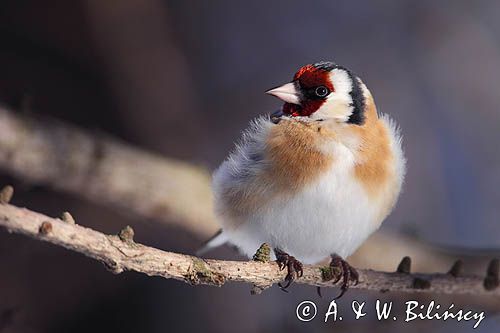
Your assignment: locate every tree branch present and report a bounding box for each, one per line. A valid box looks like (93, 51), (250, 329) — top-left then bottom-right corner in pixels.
(0, 106), (217, 237)
(1, 202), (498, 296)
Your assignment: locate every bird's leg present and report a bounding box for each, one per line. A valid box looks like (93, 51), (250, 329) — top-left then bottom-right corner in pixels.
(274, 248), (303, 291)
(326, 254), (359, 299)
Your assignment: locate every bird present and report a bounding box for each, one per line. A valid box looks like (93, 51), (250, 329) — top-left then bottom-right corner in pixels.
(200, 61), (406, 297)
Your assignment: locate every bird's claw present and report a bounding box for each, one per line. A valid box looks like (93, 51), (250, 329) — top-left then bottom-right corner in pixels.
(326, 255), (359, 299)
(274, 249), (303, 291)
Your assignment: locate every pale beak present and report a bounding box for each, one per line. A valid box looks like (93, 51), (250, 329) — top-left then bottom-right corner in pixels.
(265, 82), (301, 105)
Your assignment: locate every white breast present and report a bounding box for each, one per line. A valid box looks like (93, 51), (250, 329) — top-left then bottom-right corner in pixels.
(220, 141), (382, 264)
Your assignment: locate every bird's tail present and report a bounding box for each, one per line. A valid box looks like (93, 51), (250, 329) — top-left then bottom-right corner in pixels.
(196, 229), (228, 256)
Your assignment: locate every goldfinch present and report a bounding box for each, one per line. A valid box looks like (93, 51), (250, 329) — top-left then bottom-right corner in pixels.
(201, 61), (406, 296)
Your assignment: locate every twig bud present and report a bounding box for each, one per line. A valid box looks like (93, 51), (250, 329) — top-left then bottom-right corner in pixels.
(61, 211), (76, 224)
(397, 256), (412, 274)
(448, 260), (463, 277)
(39, 221), (53, 235)
(484, 258), (499, 291)
(118, 225), (135, 243)
(0, 185), (14, 204)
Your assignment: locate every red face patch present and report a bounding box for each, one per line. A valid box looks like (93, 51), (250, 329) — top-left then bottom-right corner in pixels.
(293, 65), (334, 91)
(283, 65), (334, 117)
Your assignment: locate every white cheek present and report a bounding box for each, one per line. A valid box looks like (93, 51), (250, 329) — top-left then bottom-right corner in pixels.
(309, 68), (354, 121)
(311, 96), (353, 121)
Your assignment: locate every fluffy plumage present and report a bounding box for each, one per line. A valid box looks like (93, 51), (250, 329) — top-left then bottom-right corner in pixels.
(203, 61), (406, 265)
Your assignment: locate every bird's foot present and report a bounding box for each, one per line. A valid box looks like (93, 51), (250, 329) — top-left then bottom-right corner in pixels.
(274, 248), (303, 291)
(324, 254), (359, 299)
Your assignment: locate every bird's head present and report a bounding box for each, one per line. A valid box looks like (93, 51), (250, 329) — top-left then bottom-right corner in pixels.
(266, 61), (368, 125)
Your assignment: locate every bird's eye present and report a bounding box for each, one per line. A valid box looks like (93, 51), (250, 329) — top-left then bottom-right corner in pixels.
(315, 86), (329, 98)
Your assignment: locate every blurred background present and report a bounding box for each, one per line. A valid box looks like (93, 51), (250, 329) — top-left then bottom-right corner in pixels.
(1, 0), (500, 332)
